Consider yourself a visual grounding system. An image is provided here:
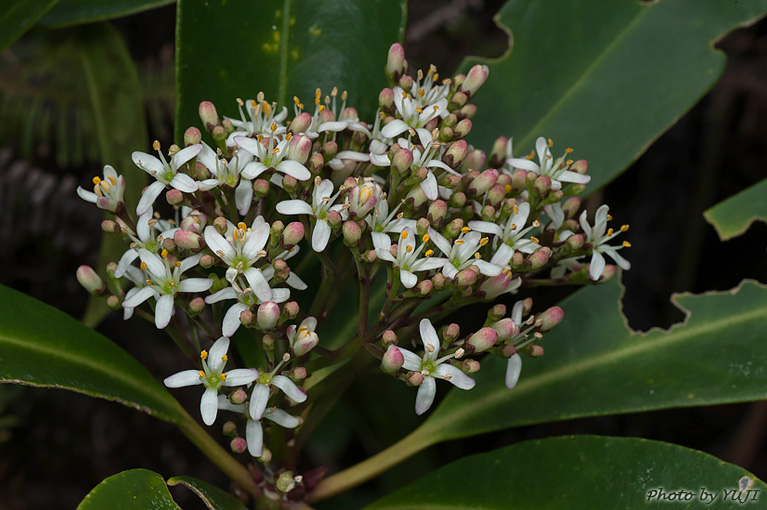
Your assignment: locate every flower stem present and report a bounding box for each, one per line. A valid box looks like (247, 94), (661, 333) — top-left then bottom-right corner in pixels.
(306, 425), (435, 503)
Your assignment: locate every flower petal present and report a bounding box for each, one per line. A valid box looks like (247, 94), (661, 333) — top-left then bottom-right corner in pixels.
(170, 173), (198, 193)
(235, 179), (254, 216)
(154, 294), (175, 329)
(132, 151), (163, 174)
(246, 418), (264, 457)
(433, 364), (475, 390)
(164, 369), (202, 388)
(415, 377), (436, 415)
(276, 199), (313, 216)
(419, 319), (440, 360)
(204, 226), (236, 263)
(264, 408), (300, 428)
(244, 267), (273, 302)
(381, 119), (409, 139)
(177, 278), (212, 293)
(505, 353), (522, 389)
(589, 250), (606, 281)
(399, 269), (417, 289)
(276, 160), (311, 181)
(311, 220), (332, 252)
(205, 287), (237, 304)
(122, 286), (157, 308)
(249, 383), (270, 420)
(272, 375), (307, 403)
(136, 181), (166, 216)
(200, 387), (219, 426)
(223, 303), (248, 337)
(208, 337), (230, 372)
(223, 368), (259, 386)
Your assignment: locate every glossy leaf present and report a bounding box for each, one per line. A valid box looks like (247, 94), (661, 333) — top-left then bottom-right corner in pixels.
(704, 178), (767, 240)
(175, 0), (407, 140)
(167, 476), (248, 510)
(76, 23), (148, 327)
(364, 436), (766, 509)
(37, 0), (173, 27)
(0, 284), (186, 424)
(0, 0), (58, 52)
(462, 0), (767, 191)
(78, 469), (181, 509)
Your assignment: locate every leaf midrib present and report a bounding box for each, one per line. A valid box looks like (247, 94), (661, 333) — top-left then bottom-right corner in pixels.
(516, 5), (650, 150)
(0, 332), (182, 419)
(422, 289), (767, 440)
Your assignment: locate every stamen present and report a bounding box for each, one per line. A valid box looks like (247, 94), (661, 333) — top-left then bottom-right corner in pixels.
(547, 139), (553, 147)
(401, 231), (408, 240)
(314, 176), (321, 187)
(425, 344), (435, 353)
(623, 241), (632, 248)
(621, 225), (629, 232)
(92, 176), (101, 184)
(140, 262), (147, 271)
(161, 249), (168, 258)
(607, 228), (614, 236)
(422, 234), (430, 243)
(474, 253), (481, 259)
(565, 148), (574, 153)
(532, 220), (541, 228)
(222, 354), (228, 361)
(237, 222), (247, 230)
(270, 122), (277, 132)
(526, 150), (535, 160)
(504, 184), (512, 194)
(511, 224), (517, 230)
(220, 373), (227, 381)
(425, 249), (434, 257)
(200, 350), (208, 360)
(512, 205), (518, 214)
(530, 236), (540, 244)
(443, 374), (452, 381)
(607, 214), (613, 221)
(236, 98), (244, 106)
(175, 261), (181, 267)
(146, 280), (152, 285)
(418, 89), (425, 97)
(480, 237), (489, 246)
(153, 140), (161, 151)
(198, 370), (205, 378)
(406, 245), (413, 252)
(455, 240), (465, 245)
(461, 226), (471, 233)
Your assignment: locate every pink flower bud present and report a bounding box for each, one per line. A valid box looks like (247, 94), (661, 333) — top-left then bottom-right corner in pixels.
(289, 134), (312, 164)
(479, 273), (516, 300)
(493, 318), (519, 341)
(200, 254), (215, 269)
(405, 185), (428, 211)
(342, 221), (361, 246)
(528, 249), (550, 270)
(462, 149), (486, 172)
(198, 101), (220, 131)
(77, 265), (106, 295)
(174, 230), (203, 251)
(213, 216), (228, 234)
(188, 297), (206, 315)
(392, 147), (413, 176)
(278, 222), (304, 250)
(257, 302), (281, 329)
(432, 273), (446, 290)
(449, 91), (468, 110)
(382, 346), (404, 374)
(455, 268), (477, 287)
(382, 329), (398, 347)
(282, 174), (299, 194)
(385, 43), (406, 81)
(486, 184), (506, 208)
(101, 220), (120, 233)
(223, 421), (238, 436)
(283, 301), (299, 320)
(533, 175), (552, 195)
(571, 159), (588, 175)
(460, 103), (477, 119)
(321, 140), (338, 161)
(466, 327), (498, 353)
(398, 74), (414, 90)
(211, 125), (227, 145)
(539, 306), (564, 332)
(562, 197), (582, 218)
(308, 152), (324, 174)
(415, 279), (433, 296)
(462, 359), (481, 374)
(230, 389), (248, 405)
(488, 304), (506, 321)
(289, 366), (307, 381)
(443, 323), (460, 342)
(416, 218), (430, 237)
(326, 209), (343, 228)
(565, 234), (584, 250)
(468, 169), (498, 197)
(460, 64), (489, 98)
(240, 309), (255, 327)
(379, 87), (394, 110)
(166, 188), (184, 205)
(106, 295), (120, 309)
(230, 437), (247, 454)
(427, 200), (448, 227)
(184, 126), (202, 146)
(405, 371), (424, 386)
(290, 112), (312, 134)
(453, 118), (473, 139)
(525, 344), (545, 357)
(489, 136), (508, 168)
(271, 220), (284, 237)
(443, 140), (468, 168)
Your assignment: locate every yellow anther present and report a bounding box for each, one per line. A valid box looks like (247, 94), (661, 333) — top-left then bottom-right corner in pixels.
(236, 98), (244, 106)
(220, 373), (227, 381)
(198, 370), (205, 378)
(565, 148), (574, 153)
(153, 140), (161, 151)
(417, 69), (424, 81)
(200, 350), (208, 360)
(175, 261), (181, 267)
(272, 147), (280, 154)
(318, 105), (325, 113)
(286, 132), (293, 140)
(547, 138), (553, 147)
(433, 72), (439, 81)
(504, 184), (512, 194)
(455, 240), (465, 245)
(401, 231), (408, 240)
(415, 107), (423, 114)
(108, 175), (117, 185)
(432, 105), (439, 111)
(342, 91), (347, 100)
(315, 88), (321, 99)
(270, 122), (277, 132)
(607, 214), (613, 221)
(461, 226), (471, 233)
(511, 224), (517, 230)
(526, 150), (535, 160)
(94, 186), (103, 197)
(140, 262), (147, 271)
(263, 102), (271, 116)
(566, 159), (573, 165)
(237, 222), (247, 230)
(256, 134), (264, 141)
(512, 205), (519, 214)
(474, 252), (481, 259)
(425, 249), (434, 257)
(222, 354), (228, 361)
(621, 224), (629, 232)
(607, 228), (614, 237)
(232, 230), (239, 242)
(92, 176), (101, 184)
(418, 89), (425, 97)
(623, 241), (632, 248)
(480, 237), (489, 246)
(314, 176), (321, 186)
(402, 91), (408, 99)
(250, 99), (257, 108)
(406, 245), (413, 252)
(146, 280), (153, 286)
(161, 249), (168, 258)
(294, 96), (300, 104)
(530, 236), (540, 244)
(422, 234), (430, 243)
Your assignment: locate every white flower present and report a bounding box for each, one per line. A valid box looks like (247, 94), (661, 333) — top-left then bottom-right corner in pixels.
(299, 88), (371, 139)
(114, 208), (178, 278)
(261, 247), (308, 291)
(426, 227), (503, 279)
(205, 279), (290, 337)
(121, 249), (212, 329)
(543, 202), (575, 242)
(345, 180), (382, 220)
(196, 143), (256, 215)
(286, 317), (320, 356)
(204, 217), (273, 302)
(164, 337), (259, 426)
(76, 165), (125, 212)
(372, 228), (446, 288)
(468, 202), (538, 267)
(408, 65), (451, 108)
(217, 395), (300, 458)
(132, 141), (201, 215)
(225, 96), (288, 146)
(249, 355), (307, 421)
(393, 128), (458, 200)
(390, 319), (475, 415)
(381, 86), (447, 140)
(508, 137), (590, 191)
(580, 205), (631, 280)
(275, 178), (346, 252)
(234, 134), (311, 182)
(365, 196), (416, 235)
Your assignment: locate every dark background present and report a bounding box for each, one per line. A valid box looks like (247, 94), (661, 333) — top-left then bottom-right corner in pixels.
(1, 1), (767, 508)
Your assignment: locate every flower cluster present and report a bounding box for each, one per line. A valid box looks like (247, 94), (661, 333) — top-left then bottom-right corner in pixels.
(76, 43), (630, 497)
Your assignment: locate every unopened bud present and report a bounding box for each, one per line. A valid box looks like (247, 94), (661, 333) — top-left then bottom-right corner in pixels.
(166, 188), (184, 205)
(460, 103), (477, 119)
(321, 140), (338, 162)
(239, 309), (255, 328)
(405, 185), (427, 211)
(289, 366), (307, 381)
(253, 178), (270, 198)
(382, 329), (398, 347)
(106, 295), (120, 309)
(290, 134), (312, 164)
(392, 148), (413, 176)
(198, 101), (220, 131)
(539, 306), (564, 332)
(488, 304), (506, 321)
(449, 91), (468, 110)
(528, 249), (550, 270)
(599, 264), (618, 281)
(230, 437), (247, 454)
(382, 346), (405, 374)
(77, 266), (106, 295)
(379, 87), (394, 110)
(443, 140), (468, 168)
(398, 74), (414, 90)
(308, 152), (324, 174)
(571, 159), (588, 175)
(431, 273), (446, 290)
(443, 323), (460, 342)
(493, 318), (519, 341)
(462, 149), (486, 172)
(444, 218), (464, 238)
(415, 279), (433, 296)
(405, 371), (424, 386)
(211, 125), (227, 146)
(488, 137), (508, 168)
(257, 302), (281, 329)
(365, 249), (377, 263)
(258, 448), (272, 463)
(188, 297), (206, 315)
(280, 222), (305, 249)
(342, 221), (361, 246)
(485, 184), (506, 208)
(453, 118), (472, 139)
(562, 197), (582, 218)
(174, 230), (203, 251)
(262, 334), (275, 351)
(468, 169), (498, 197)
(462, 359), (481, 374)
(101, 220), (120, 234)
(293, 329), (319, 357)
(213, 216), (228, 235)
(466, 327), (498, 354)
(416, 218), (430, 237)
(326, 209), (343, 228)
(460, 64), (489, 98)
(427, 200), (448, 227)
(455, 267), (477, 287)
(525, 344), (545, 357)
(230, 389), (248, 405)
(533, 175), (552, 195)
(290, 111), (312, 133)
(221, 118), (234, 135)
(448, 191), (466, 208)
(184, 126), (202, 147)
(385, 43), (406, 81)
(200, 254), (215, 269)
(283, 301), (299, 320)
(565, 233), (584, 250)
(282, 174), (299, 194)
(276, 471), (297, 493)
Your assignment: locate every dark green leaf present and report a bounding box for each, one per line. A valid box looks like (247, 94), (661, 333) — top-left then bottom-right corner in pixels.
(0, 0), (58, 52)
(175, 0), (407, 141)
(75, 23), (148, 327)
(364, 436), (766, 509)
(421, 277), (767, 444)
(167, 476), (248, 510)
(38, 0), (173, 28)
(462, 0), (767, 191)
(704, 178), (767, 240)
(78, 469), (181, 509)
(0, 284), (187, 424)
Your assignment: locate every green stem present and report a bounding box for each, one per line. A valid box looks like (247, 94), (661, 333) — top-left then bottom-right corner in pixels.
(177, 410), (260, 498)
(306, 425), (435, 503)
